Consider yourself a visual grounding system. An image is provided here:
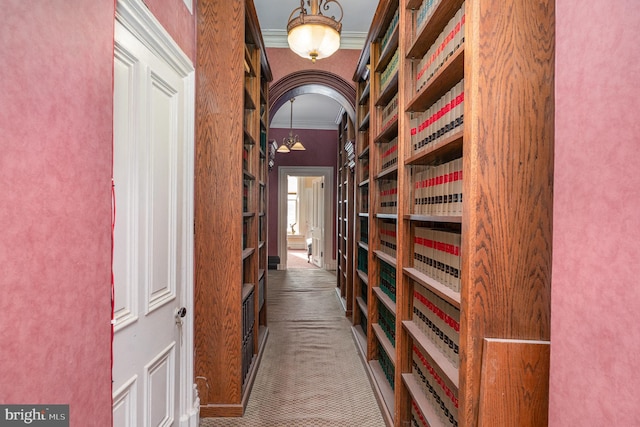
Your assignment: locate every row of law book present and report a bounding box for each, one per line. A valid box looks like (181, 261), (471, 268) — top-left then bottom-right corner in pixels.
(413, 281), (460, 368)
(414, 226), (461, 293)
(379, 260), (397, 303)
(412, 157), (463, 217)
(412, 344), (459, 427)
(415, 2), (465, 93)
(415, 0), (439, 30)
(381, 94), (398, 132)
(379, 342), (395, 390)
(359, 217), (369, 244)
(361, 186), (369, 212)
(379, 179), (398, 214)
(379, 303), (396, 347)
(380, 48), (399, 93)
(381, 137), (398, 171)
(381, 8), (399, 55)
(241, 288), (255, 384)
(360, 156), (369, 181)
(411, 79), (464, 153)
(412, 399), (431, 427)
(379, 220), (397, 259)
(358, 246), (368, 273)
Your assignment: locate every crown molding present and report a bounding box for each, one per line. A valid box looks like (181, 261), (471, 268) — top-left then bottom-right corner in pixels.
(270, 120), (340, 131)
(262, 29), (367, 50)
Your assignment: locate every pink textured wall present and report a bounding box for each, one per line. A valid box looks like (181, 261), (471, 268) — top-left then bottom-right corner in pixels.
(144, 0), (196, 62)
(268, 128), (338, 259)
(267, 47), (360, 86)
(0, 1), (114, 424)
(550, 0), (640, 425)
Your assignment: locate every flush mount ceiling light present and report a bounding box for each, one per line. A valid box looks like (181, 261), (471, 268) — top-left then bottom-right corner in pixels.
(287, 0), (343, 63)
(277, 98), (306, 153)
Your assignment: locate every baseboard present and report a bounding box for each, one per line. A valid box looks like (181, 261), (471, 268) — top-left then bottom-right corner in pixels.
(180, 394), (200, 427)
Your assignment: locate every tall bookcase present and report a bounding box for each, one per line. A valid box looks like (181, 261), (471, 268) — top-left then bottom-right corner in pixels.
(352, 0), (554, 426)
(353, 57), (372, 357)
(336, 111), (356, 315)
(194, 0), (272, 417)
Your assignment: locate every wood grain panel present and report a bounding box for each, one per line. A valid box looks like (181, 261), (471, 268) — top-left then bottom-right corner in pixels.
(195, 0), (245, 407)
(460, 0), (554, 425)
(478, 339), (550, 427)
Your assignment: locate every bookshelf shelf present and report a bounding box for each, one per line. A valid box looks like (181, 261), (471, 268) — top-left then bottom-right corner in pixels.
(376, 28), (399, 73)
(350, 0), (553, 425)
(375, 213), (398, 220)
(405, 131), (463, 166)
(375, 164), (399, 180)
(373, 286), (397, 315)
(373, 323), (397, 365)
(374, 117), (398, 144)
(402, 374), (447, 427)
(406, 46), (465, 113)
(195, 0), (272, 418)
(404, 214), (462, 223)
(376, 73), (399, 107)
(404, 267), (460, 307)
(359, 111), (370, 131)
(403, 320), (458, 387)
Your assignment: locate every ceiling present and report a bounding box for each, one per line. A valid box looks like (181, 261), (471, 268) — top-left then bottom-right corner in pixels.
(253, 0), (377, 130)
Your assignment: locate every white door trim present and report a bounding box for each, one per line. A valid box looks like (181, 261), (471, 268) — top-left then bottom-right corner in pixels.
(278, 166), (334, 270)
(115, 1), (198, 426)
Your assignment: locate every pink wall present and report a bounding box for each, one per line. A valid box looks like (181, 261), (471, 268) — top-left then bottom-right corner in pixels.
(268, 128), (338, 260)
(550, 0), (640, 424)
(144, 0), (196, 62)
(0, 1), (114, 424)
(267, 47), (361, 85)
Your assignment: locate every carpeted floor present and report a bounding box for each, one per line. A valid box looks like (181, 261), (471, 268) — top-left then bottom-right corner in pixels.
(286, 249), (318, 269)
(199, 269), (385, 427)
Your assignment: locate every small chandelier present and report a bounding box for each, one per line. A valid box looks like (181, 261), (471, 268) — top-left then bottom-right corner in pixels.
(277, 98), (306, 153)
(287, 0), (343, 63)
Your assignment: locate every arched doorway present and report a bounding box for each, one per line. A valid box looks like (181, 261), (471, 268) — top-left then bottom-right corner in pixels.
(268, 70), (356, 270)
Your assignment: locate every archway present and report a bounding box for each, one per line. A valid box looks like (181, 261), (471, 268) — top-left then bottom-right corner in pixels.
(269, 70), (356, 124)
(268, 70), (356, 271)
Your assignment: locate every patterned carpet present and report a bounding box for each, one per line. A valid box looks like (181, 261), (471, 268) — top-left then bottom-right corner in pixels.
(200, 269), (385, 427)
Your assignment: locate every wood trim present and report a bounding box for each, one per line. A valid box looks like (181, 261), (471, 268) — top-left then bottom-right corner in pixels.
(459, 0), (555, 424)
(268, 70), (356, 123)
(478, 339), (550, 427)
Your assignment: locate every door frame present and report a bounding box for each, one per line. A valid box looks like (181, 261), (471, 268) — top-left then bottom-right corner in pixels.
(277, 166), (334, 270)
(114, 1), (198, 426)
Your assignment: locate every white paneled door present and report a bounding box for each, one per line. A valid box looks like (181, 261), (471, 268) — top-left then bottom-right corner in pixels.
(112, 3), (196, 426)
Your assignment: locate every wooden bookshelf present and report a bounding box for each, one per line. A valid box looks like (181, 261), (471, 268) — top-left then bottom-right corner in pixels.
(194, 0), (271, 417)
(352, 0), (554, 426)
(336, 111), (356, 316)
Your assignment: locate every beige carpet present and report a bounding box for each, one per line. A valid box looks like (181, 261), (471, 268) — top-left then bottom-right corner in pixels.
(200, 268), (385, 427)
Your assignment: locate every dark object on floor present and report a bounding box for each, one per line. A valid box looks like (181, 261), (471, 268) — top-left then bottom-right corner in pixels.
(268, 256), (280, 270)
(307, 238), (312, 263)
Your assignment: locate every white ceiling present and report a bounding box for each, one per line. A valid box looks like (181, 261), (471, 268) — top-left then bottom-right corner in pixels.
(254, 0), (377, 129)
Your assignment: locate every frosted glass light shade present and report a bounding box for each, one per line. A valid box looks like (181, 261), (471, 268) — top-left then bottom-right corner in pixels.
(287, 23), (340, 62)
(290, 140), (306, 151)
(276, 143), (291, 153)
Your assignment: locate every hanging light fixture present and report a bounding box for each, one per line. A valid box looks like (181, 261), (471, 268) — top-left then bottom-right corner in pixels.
(287, 0), (343, 63)
(277, 98), (306, 153)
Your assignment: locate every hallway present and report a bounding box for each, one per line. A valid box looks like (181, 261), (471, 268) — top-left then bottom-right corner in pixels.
(200, 268), (385, 426)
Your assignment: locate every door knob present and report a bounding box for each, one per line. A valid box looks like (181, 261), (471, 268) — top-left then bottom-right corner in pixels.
(175, 307), (187, 326)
